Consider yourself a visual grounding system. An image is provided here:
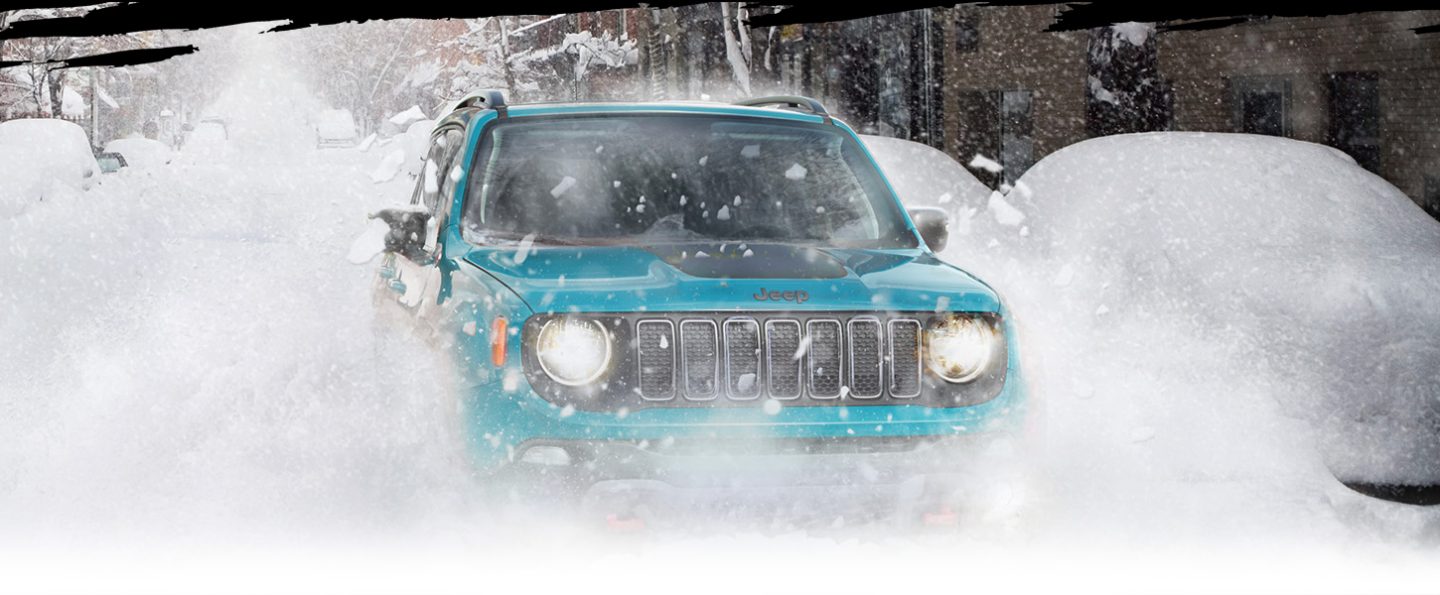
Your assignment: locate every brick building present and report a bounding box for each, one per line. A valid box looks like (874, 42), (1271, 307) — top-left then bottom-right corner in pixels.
(803, 6), (1440, 214)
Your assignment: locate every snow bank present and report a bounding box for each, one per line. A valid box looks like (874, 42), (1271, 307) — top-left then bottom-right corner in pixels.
(940, 132), (1440, 499)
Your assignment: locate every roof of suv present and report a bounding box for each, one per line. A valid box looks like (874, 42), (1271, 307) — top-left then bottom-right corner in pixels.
(498, 101), (833, 125)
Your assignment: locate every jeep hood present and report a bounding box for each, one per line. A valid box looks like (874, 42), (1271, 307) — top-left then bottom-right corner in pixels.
(461, 242), (1000, 314)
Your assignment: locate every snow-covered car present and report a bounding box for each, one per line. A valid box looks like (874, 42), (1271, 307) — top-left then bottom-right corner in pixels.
(315, 108), (359, 148)
(370, 93), (1027, 520)
(861, 134), (992, 212)
(937, 132), (1440, 505)
(103, 137), (174, 170)
(178, 119), (232, 161)
(0, 118), (101, 217)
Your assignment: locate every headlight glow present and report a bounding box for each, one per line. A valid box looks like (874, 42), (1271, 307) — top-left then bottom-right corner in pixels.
(924, 315), (999, 383)
(535, 318), (613, 386)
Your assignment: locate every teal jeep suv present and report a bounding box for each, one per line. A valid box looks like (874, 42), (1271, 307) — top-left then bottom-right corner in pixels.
(371, 92), (1027, 516)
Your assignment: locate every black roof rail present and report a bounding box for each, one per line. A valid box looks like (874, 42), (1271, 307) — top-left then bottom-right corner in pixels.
(734, 95), (831, 123)
(453, 89), (508, 118)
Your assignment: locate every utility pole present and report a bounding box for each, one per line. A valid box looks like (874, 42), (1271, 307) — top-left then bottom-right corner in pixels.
(90, 67), (99, 144)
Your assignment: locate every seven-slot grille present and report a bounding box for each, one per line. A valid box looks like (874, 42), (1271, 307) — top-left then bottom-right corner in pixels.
(636, 315), (923, 402)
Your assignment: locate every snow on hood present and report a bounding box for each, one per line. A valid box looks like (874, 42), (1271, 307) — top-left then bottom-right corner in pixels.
(943, 131), (1440, 489)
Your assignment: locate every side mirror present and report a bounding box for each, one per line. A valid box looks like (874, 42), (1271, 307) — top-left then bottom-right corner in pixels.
(369, 207), (431, 260)
(907, 206), (950, 253)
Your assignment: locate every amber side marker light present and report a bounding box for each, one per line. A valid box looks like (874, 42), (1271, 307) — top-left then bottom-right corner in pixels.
(490, 316), (508, 367)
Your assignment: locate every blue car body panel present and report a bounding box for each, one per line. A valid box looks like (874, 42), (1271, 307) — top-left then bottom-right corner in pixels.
(384, 101), (1028, 473)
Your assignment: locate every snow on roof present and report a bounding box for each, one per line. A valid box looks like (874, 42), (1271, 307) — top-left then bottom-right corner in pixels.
(60, 86), (86, 117)
(507, 14), (566, 37)
(388, 105), (427, 127)
(96, 83), (119, 110)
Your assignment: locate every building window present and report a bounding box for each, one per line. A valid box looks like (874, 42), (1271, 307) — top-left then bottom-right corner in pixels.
(999, 90), (1034, 186)
(1231, 76), (1291, 137)
(955, 12), (979, 53)
(955, 89), (1033, 188)
(1328, 71), (1381, 173)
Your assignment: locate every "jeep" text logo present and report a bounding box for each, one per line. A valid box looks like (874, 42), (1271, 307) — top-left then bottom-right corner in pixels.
(753, 288), (809, 304)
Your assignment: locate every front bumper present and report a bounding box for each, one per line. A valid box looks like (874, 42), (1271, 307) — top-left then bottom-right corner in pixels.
(461, 366), (1027, 474)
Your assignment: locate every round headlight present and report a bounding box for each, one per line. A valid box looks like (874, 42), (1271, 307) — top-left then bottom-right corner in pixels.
(535, 318), (613, 386)
(924, 316), (999, 383)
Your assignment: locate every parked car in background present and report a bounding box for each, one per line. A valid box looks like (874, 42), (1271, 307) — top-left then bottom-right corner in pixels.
(103, 137), (174, 170)
(0, 118), (101, 217)
(315, 108), (359, 148)
(94, 151), (128, 174)
(861, 134), (992, 212)
(369, 92), (1027, 522)
(178, 118), (232, 161)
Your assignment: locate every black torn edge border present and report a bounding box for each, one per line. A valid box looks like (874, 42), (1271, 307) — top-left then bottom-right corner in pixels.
(0, 1), (1436, 68)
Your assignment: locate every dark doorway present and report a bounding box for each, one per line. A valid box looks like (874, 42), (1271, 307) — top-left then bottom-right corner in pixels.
(1241, 91), (1285, 136)
(999, 90), (1034, 186)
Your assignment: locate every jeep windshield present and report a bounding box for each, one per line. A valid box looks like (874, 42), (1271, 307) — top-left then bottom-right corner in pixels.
(462, 114), (918, 249)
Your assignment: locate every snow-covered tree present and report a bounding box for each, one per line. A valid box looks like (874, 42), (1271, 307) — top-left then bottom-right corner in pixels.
(511, 28), (637, 101)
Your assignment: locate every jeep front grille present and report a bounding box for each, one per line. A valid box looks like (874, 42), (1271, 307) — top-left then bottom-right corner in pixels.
(636, 314), (925, 402)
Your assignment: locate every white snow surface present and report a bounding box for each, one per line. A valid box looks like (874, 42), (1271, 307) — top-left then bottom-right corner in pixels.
(0, 33), (1437, 592)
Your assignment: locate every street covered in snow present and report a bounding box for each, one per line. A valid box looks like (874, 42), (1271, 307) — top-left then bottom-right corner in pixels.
(2, 9), (1440, 595)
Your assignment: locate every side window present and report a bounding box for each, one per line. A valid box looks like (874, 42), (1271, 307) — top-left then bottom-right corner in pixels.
(417, 131), (451, 214)
(438, 129), (467, 215)
(414, 127), (467, 257)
